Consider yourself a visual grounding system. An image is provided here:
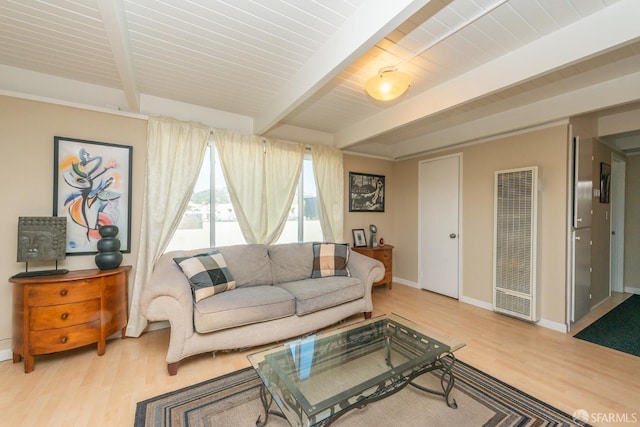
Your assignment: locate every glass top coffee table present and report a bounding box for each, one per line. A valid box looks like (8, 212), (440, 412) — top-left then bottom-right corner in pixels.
(247, 313), (465, 426)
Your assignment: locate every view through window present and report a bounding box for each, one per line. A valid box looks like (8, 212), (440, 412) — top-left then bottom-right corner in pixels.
(166, 146), (322, 252)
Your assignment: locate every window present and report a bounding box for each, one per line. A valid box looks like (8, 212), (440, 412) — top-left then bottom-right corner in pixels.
(166, 146), (321, 252)
(276, 153), (323, 244)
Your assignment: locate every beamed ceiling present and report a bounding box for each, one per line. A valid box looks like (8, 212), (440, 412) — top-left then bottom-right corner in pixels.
(1, 0), (639, 158)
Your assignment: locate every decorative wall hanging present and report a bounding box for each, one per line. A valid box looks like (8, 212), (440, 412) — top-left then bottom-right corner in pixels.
(53, 136), (132, 255)
(349, 172), (385, 212)
(599, 162), (611, 203)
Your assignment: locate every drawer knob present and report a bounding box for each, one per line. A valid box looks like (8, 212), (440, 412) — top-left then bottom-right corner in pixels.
(60, 336), (68, 343)
(61, 313), (69, 320)
(60, 289), (68, 297)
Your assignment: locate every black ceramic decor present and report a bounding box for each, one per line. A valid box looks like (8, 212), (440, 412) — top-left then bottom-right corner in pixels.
(95, 225), (123, 270)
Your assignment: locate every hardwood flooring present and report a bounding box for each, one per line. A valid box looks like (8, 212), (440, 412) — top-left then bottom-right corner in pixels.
(1, 284), (638, 426)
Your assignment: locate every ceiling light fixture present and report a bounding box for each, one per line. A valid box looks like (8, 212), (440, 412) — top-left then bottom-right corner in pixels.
(365, 67), (411, 101)
(364, 0), (509, 102)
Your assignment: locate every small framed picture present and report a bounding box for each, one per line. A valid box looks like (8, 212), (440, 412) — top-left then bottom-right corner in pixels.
(599, 162), (611, 203)
(352, 229), (367, 247)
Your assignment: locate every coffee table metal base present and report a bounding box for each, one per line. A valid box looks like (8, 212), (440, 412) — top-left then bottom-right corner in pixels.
(256, 353), (457, 427)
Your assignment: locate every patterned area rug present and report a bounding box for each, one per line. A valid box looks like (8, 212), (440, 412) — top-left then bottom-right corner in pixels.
(574, 294), (640, 357)
(135, 360), (588, 426)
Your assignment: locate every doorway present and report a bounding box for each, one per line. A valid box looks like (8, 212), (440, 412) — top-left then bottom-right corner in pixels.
(418, 154), (461, 298)
(610, 153), (626, 293)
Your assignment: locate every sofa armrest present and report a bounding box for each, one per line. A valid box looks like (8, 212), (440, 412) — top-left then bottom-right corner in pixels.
(140, 251), (195, 336)
(347, 250), (385, 312)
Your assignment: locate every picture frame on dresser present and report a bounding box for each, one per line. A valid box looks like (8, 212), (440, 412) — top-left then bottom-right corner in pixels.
(352, 229), (367, 247)
(53, 136), (132, 255)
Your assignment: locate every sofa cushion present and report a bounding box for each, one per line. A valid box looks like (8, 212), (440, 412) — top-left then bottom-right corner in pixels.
(275, 277), (364, 316)
(311, 243), (350, 278)
(217, 244), (273, 287)
(173, 250), (236, 302)
(194, 286), (295, 333)
(269, 242), (314, 284)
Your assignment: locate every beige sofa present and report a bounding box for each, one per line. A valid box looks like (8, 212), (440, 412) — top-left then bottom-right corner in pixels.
(141, 242), (385, 375)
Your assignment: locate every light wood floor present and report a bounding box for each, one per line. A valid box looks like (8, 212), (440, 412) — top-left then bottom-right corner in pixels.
(1, 284), (638, 426)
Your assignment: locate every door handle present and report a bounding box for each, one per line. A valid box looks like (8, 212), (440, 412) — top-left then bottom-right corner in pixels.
(449, 233), (457, 239)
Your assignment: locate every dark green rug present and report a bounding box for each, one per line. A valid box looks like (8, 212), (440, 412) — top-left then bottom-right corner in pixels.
(574, 294), (640, 357)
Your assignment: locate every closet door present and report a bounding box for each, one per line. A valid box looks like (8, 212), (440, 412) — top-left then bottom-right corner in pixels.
(571, 137), (592, 323)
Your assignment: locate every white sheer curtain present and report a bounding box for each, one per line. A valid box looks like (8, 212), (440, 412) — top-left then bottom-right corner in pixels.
(213, 129), (304, 244)
(265, 139), (305, 243)
(311, 145), (345, 242)
(126, 117), (210, 337)
(212, 129), (264, 244)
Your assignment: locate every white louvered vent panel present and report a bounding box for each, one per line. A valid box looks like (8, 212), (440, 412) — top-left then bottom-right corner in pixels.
(493, 167), (539, 322)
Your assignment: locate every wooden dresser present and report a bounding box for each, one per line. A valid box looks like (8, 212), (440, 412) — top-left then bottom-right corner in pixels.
(352, 245), (394, 289)
(10, 266), (130, 373)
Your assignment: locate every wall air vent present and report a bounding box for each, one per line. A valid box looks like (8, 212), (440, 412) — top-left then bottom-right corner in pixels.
(493, 167), (539, 322)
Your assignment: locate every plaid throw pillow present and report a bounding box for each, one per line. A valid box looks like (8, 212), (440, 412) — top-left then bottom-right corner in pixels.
(311, 243), (350, 278)
(173, 250), (236, 302)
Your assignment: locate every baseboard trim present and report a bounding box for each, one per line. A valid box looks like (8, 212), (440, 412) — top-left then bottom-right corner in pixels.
(459, 295), (493, 311)
(624, 286), (640, 295)
(536, 318), (568, 333)
(0, 348), (12, 363)
(392, 277), (419, 288)
(0, 323), (171, 364)
(460, 296), (567, 333)
(394, 283), (569, 333)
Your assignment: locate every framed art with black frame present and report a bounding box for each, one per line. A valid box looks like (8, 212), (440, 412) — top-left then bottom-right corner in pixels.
(53, 136), (133, 255)
(349, 172), (385, 212)
(599, 162), (611, 203)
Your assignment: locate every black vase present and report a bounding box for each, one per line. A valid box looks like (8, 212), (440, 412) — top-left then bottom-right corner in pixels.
(95, 225), (123, 270)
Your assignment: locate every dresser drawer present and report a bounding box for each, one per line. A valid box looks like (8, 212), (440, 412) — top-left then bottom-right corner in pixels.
(29, 321), (100, 354)
(377, 251), (392, 261)
(30, 299), (101, 331)
(379, 256), (392, 269)
(28, 281), (100, 306)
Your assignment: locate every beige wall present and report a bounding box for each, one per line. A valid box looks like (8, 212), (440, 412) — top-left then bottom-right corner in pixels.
(343, 154), (395, 247)
(393, 125), (570, 324)
(625, 155), (640, 290)
(0, 95), (147, 353)
(3, 93), (634, 354)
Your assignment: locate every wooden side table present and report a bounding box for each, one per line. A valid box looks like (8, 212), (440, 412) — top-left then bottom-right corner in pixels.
(10, 266), (130, 373)
(352, 245), (394, 289)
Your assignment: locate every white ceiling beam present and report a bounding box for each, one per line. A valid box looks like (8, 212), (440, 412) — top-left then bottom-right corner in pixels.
(335, 0), (640, 149)
(391, 72), (640, 159)
(97, 0), (140, 113)
(252, 0), (431, 135)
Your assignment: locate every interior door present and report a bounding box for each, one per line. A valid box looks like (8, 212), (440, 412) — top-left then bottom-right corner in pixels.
(572, 228), (592, 322)
(418, 154), (460, 298)
(610, 154), (626, 293)
(571, 137), (593, 323)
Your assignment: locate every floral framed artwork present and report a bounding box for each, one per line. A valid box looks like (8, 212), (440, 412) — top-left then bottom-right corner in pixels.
(349, 172), (385, 212)
(352, 229), (367, 247)
(53, 136), (132, 255)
